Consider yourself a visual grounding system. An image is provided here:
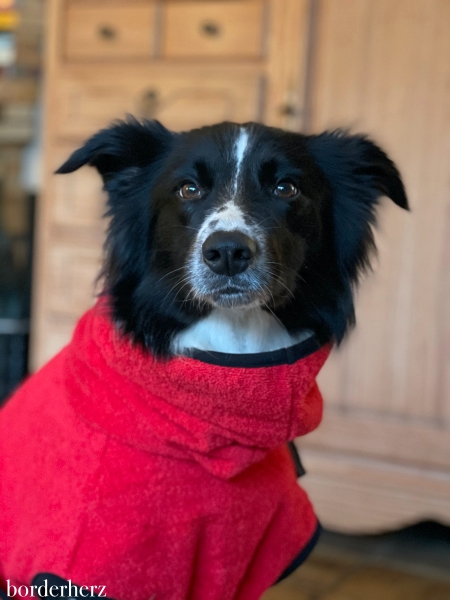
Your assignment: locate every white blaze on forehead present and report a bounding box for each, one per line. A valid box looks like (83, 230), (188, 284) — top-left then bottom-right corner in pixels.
(232, 127), (250, 196)
(196, 126), (253, 242)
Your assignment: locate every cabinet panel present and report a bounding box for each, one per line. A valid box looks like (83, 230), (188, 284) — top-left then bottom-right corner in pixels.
(309, 0), (450, 423)
(298, 448), (450, 533)
(64, 2), (156, 61)
(162, 0), (266, 59)
(46, 243), (103, 317)
(50, 145), (106, 228)
(54, 69), (264, 138)
(302, 410), (450, 471)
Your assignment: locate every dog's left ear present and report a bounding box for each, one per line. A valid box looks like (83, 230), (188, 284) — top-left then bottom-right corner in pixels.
(55, 117), (174, 182)
(307, 130), (409, 279)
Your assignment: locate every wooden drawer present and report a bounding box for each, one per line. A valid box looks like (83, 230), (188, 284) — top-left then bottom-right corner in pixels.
(50, 145), (106, 228)
(64, 2), (156, 61)
(162, 0), (266, 59)
(47, 243), (103, 317)
(54, 68), (263, 137)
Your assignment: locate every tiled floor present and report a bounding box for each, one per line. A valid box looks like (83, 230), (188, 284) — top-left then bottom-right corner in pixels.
(262, 523), (450, 600)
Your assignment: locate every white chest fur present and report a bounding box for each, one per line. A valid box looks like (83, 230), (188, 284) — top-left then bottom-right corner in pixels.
(172, 307), (312, 354)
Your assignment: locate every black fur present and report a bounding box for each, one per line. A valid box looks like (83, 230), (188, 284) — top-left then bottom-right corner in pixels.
(56, 118), (408, 357)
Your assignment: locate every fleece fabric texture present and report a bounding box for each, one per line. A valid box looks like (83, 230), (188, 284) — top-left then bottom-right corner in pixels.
(0, 301), (331, 600)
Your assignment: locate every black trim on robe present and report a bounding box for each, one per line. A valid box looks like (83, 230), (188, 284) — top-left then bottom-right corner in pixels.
(275, 523), (322, 584)
(287, 440), (307, 478)
(189, 334), (323, 368)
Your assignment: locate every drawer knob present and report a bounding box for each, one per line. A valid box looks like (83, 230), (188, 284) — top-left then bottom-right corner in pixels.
(141, 89), (159, 119)
(278, 104), (297, 117)
(200, 21), (222, 37)
(97, 25), (118, 41)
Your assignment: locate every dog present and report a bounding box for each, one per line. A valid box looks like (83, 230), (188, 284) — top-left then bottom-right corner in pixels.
(0, 119), (408, 600)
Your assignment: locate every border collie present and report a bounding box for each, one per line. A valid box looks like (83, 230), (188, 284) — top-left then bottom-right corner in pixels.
(0, 119), (408, 600)
(57, 118), (408, 356)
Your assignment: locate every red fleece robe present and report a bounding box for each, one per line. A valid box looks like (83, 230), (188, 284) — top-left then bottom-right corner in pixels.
(0, 302), (330, 600)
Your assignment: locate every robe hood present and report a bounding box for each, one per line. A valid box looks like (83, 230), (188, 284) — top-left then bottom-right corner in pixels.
(65, 301), (331, 479)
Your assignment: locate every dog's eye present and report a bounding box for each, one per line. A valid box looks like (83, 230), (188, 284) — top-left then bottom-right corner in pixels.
(179, 183), (203, 200)
(273, 181), (299, 199)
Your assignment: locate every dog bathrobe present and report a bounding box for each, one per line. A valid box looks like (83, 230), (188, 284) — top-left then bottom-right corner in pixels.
(0, 301), (330, 600)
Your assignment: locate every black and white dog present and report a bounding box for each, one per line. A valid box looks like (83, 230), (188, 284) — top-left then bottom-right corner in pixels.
(0, 120), (409, 600)
(57, 118), (408, 356)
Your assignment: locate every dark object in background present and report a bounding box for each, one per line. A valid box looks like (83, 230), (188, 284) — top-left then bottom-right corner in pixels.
(0, 194), (34, 404)
(0, 321), (29, 403)
(0, 289), (29, 404)
(319, 520), (450, 575)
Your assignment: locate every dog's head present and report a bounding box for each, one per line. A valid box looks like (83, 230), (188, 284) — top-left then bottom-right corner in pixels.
(57, 118), (408, 356)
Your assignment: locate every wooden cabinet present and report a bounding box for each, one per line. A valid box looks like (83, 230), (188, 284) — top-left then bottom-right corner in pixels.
(33, 0), (450, 532)
(295, 0), (450, 533)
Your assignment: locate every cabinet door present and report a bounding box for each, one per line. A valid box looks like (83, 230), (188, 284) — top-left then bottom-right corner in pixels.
(298, 0), (450, 532)
(53, 67), (264, 139)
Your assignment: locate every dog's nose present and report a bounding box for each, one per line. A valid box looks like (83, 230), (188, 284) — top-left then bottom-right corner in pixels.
(202, 231), (257, 276)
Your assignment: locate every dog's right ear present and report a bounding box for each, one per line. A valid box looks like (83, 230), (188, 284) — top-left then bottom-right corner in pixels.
(55, 117), (174, 182)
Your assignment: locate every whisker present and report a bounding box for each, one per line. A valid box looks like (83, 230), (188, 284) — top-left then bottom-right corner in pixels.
(179, 225), (200, 233)
(263, 270), (295, 299)
(160, 274), (192, 304)
(262, 301), (285, 329)
(154, 266), (186, 286)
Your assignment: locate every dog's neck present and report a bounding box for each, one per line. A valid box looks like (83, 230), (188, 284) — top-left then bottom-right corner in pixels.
(172, 306), (312, 355)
